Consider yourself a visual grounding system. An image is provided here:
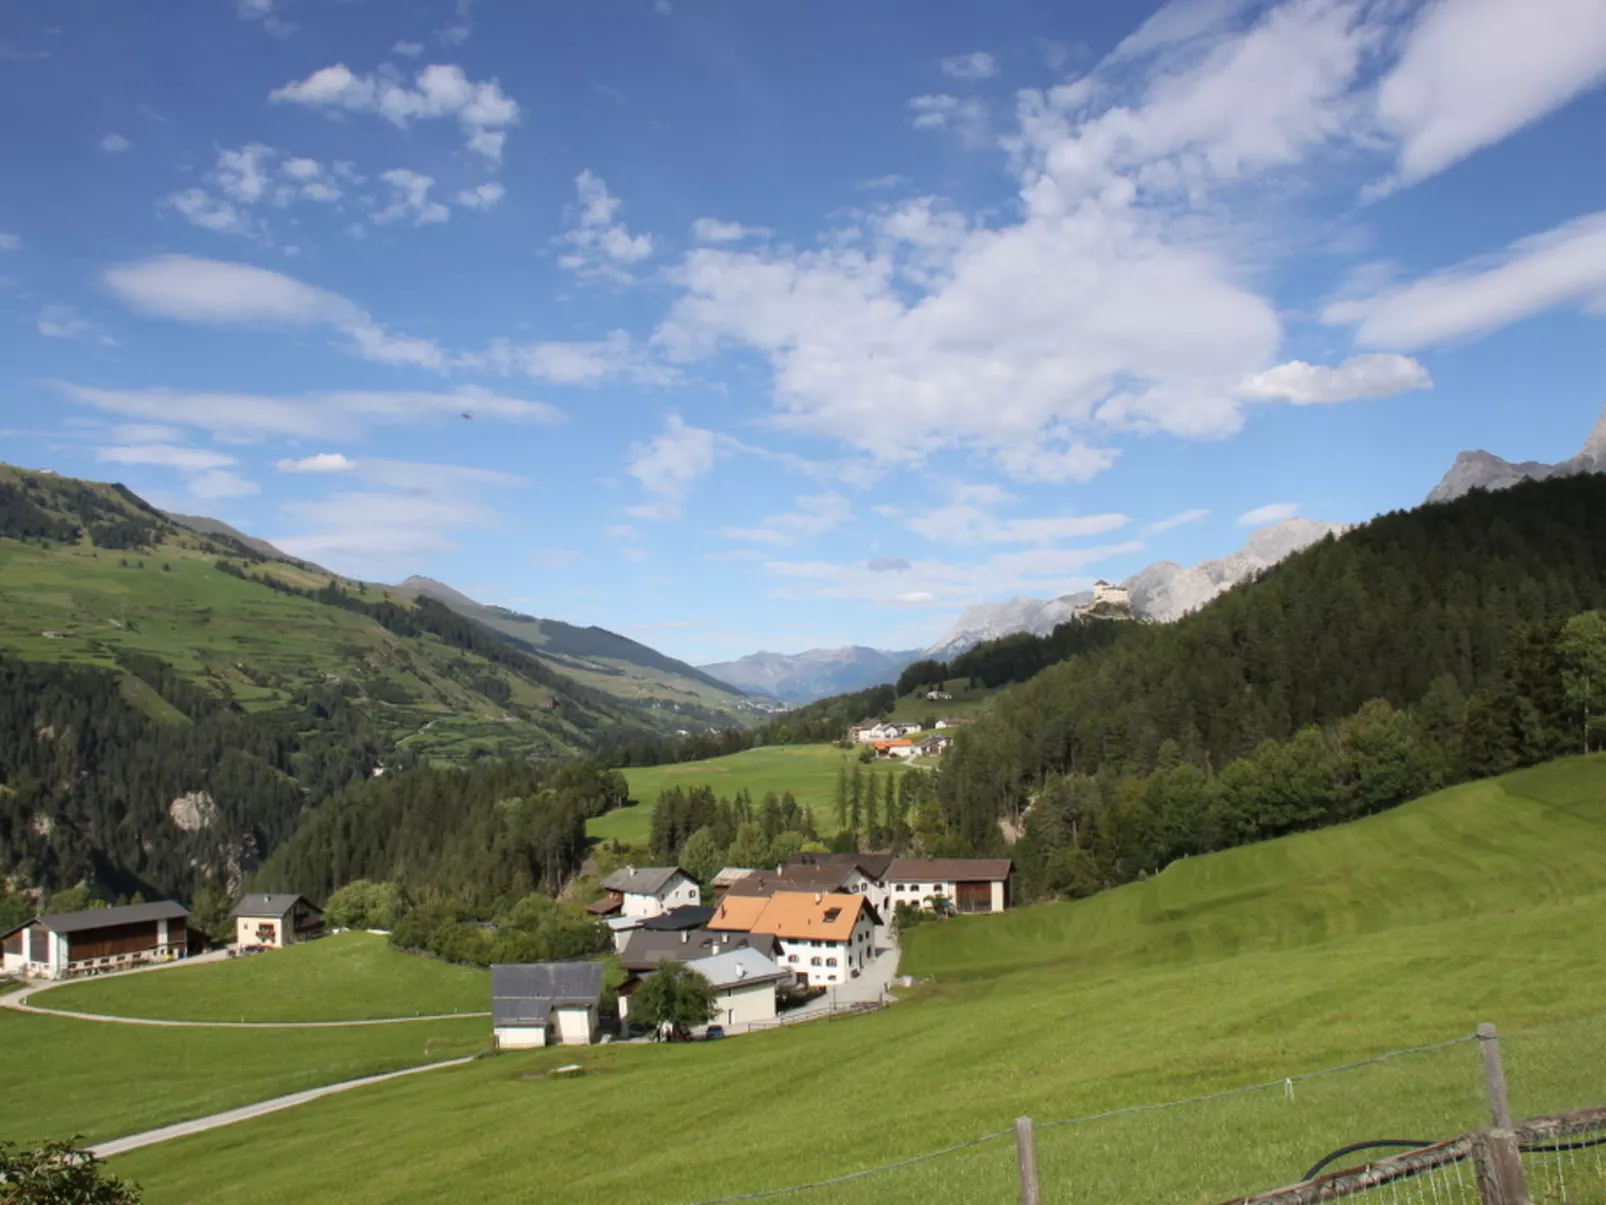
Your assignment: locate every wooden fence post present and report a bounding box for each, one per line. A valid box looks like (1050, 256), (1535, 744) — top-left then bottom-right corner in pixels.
(1470, 1128), (1530, 1205)
(1478, 1022), (1514, 1129)
(1016, 1116), (1041, 1205)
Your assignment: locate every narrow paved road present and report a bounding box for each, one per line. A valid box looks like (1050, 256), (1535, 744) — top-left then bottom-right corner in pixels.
(88, 1058), (474, 1158)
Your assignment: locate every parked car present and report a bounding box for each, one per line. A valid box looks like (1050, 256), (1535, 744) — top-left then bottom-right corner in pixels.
(704, 1025), (726, 1041)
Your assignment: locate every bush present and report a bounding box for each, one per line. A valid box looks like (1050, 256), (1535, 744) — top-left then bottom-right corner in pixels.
(324, 880), (401, 931)
(0, 1138), (143, 1203)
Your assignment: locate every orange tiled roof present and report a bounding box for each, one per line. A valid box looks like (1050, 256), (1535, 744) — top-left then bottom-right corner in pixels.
(708, 894), (770, 932)
(749, 891), (868, 942)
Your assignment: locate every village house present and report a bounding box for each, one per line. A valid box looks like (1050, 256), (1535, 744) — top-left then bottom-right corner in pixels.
(873, 738), (917, 760)
(232, 893), (325, 949)
(713, 890), (877, 989)
(923, 689), (952, 701)
(850, 722), (906, 744)
(915, 734), (952, 757)
(616, 928), (781, 1032)
(885, 858), (1014, 915)
(1, 900), (190, 980)
(784, 852), (895, 918)
(491, 961), (604, 1049)
(594, 866), (701, 919)
(710, 867), (759, 898)
(934, 718), (974, 730)
(684, 947), (793, 1032)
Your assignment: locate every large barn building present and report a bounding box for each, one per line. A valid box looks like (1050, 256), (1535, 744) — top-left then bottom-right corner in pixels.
(0, 900), (190, 980)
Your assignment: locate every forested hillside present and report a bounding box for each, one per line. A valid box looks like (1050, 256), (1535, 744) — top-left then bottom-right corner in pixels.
(932, 475), (1606, 899)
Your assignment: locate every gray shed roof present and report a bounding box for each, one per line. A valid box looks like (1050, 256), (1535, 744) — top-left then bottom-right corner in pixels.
(231, 893), (317, 919)
(684, 947), (790, 991)
(618, 928), (778, 973)
(35, 900), (188, 936)
(491, 962), (605, 1028)
(601, 866), (687, 896)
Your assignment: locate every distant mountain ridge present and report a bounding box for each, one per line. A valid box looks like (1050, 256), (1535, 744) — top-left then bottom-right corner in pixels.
(1426, 403), (1606, 503)
(698, 645), (922, 705)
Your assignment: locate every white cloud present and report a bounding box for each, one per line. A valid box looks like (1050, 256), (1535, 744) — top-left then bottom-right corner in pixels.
(59, 382), (559, 441)
(557, 170), (653, 281)
(470, 331), (669, 385)
(96, 443), (237, 471)
(236, 0), (295, 36)
(1143, 508), (1210, 535)
(101, 133), (132, 153)
(189, 469), (262, 499)
(273, 491), (484, 574)
(902, 485), (1128, 545)
(940, 52), (998, 80)
(163, 146), (346, 237)
(0, 234), (18, 251)
(37, 305), (104, 342)
(653, 0), (672, 13)
(1240, 352), (1432, 403)
(1237, 502), (1298, 526)
(269, 62), (520, 162)
(455, 182), (505, 209)
(691, 218), (770, 243)
(908, 94), (989, 147)
(393, 41), (424, 57)
(277, 452), (357, 473)
(625, 415), (717, 519)
(375, 169), (450, 226)
(1324, 211), (1606, 348)
(761, 542), (1147, 607)
(721, 492), (852, 545)
(1371, 0), (1606, 194)
(110, 424), (184, 444)
(103, 254), (449, 368)
(855, 174), (909, 191)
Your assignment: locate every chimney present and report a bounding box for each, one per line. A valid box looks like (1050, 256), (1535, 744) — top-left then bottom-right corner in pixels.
(737, 964), (748, 980)
(625, 865), (635, 876)
(814, 892), (822, 905)
(680, 930), (688, 944)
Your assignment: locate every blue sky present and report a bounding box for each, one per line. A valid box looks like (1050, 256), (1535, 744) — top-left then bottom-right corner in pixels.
(2, 0), (1605, 664)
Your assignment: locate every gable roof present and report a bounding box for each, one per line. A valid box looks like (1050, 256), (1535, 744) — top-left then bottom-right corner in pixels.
(708, 894), (772, 933)
(491, 961), (604, 1026)
(602, 867), (687, 896)
(725, 864), (861, 899)
(885, 858), (1013, 883)
(684, 947), (791, 991)
(231, 893), (317, 919)
(749, 892), (870, 942)
(711, 867), (759, 888)
(642, 905), (716, 931)
(786, 852), (894, 881)
(619, 928), (778, 973)
(21, 900), (189, 937)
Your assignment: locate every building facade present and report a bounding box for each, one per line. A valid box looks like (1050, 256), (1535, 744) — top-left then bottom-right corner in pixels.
(1, 901), (190, 980)
(232, 894), (325, 948)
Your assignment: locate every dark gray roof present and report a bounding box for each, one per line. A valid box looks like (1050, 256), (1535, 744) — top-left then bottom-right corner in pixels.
(231, 893), (317, 919)
(641, 905), (716, 931)
(601, 866), (687, 896)
(37, 900), (188, 935)
(491, 962), (604, 1027)
(619, 928), (778, 973)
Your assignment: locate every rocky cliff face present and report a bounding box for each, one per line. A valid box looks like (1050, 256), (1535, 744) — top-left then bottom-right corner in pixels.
(1426, 404), (1606, 503)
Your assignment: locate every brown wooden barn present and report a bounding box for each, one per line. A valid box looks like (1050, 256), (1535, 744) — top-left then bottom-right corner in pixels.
(1, 900), (190, 980)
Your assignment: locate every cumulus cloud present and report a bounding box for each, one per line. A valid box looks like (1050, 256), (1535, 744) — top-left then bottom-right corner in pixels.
(374, 169), (450, 226)
(101, 133), (132, 153)
(162, 145), (347, 238)
(277, 452), (357, 473)
(1237, 502), (1298, 526)
(236, 0), (295, 37)
(59, 382), (559, 441)
(269, 62), (519, 162)
(907, 94), (989, 147)
(625, 415), (717, 519)
(1143, 508), (1210, 535)
(37, 305), (111, 343)
(96, 441), (259, 501)
(455, 182), (505, 209)
(469, 331), (668, 385)
(940, 51), (997, 80)
(557, 170), (653, 281)
(1371, 0), (1606, 194)
(1324, 212), (1606, 349)
(903, 485), (1128, 545)
(721, 492), (852, 545)
(1240, 353), (1432, 403)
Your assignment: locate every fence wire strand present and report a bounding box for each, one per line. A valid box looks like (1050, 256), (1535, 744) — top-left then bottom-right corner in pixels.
(680, 1032), (1479, 1205)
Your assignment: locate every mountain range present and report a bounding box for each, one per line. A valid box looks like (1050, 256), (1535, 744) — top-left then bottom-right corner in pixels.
(1425, 402), (1606, 503)
(698, 645), (923, 706)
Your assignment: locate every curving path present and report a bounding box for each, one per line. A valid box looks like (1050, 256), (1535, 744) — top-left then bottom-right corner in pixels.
(88, 1057), (475, 1159)
(1, 982), (488, 1026)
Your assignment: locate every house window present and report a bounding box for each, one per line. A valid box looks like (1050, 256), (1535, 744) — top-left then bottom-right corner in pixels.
(810, 957), (821, 966)
(788, 954), (799, 963)
(826, 957), (837, 966)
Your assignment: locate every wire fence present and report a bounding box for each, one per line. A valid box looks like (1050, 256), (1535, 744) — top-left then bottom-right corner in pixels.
(678, 1011), (1606, 1205)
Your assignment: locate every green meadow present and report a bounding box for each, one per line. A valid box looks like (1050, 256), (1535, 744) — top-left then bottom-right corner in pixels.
(84, 755), (1606, 1205)
(32, 933), (489, 1023)
(594, 743), (919, 846)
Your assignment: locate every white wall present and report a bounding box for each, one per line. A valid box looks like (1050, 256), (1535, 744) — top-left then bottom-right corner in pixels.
(236, 916), (284, 947)
(991, 880), (1006, 912)
(889, 879), (1007, 914)
(621, 874), (700, 919)
(715, 981), (778, 1028)
(555, 1006), (597, 1046)
(2, 950), (22, 974)
(495, 1024), (549, 1049)
(774, 912), (875, 987)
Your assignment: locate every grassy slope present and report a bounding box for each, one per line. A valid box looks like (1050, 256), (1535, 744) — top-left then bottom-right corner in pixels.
(110, 756), (1606, 1205)
(0, 1010), (489, 1146)
(592, 744), (920, 846)
(31, 934), (488, 1022)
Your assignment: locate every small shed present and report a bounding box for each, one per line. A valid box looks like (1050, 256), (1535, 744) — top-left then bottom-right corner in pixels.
(492, 962), (606, 1049)
(231, 893), (325, 948)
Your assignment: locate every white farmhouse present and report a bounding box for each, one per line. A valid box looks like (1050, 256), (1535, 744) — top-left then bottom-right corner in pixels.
(600, 866), (701, 919)
(491, 961), (604, 1049)
(684, 946), (793, 1031)
(712, 891), (877, 990)
(886, 858), (1013, 915)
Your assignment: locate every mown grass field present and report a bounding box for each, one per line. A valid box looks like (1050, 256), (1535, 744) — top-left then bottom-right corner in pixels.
(104, 756), (1606, 1205)
(593, 743), (919, 845)
(32, 934), (488, 1022)
(0, 1009), (489, 1146)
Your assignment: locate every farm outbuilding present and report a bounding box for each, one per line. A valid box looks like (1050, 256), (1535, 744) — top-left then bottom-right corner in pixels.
(492, 962), (605, 1049)
(0, 900), (190, 980)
